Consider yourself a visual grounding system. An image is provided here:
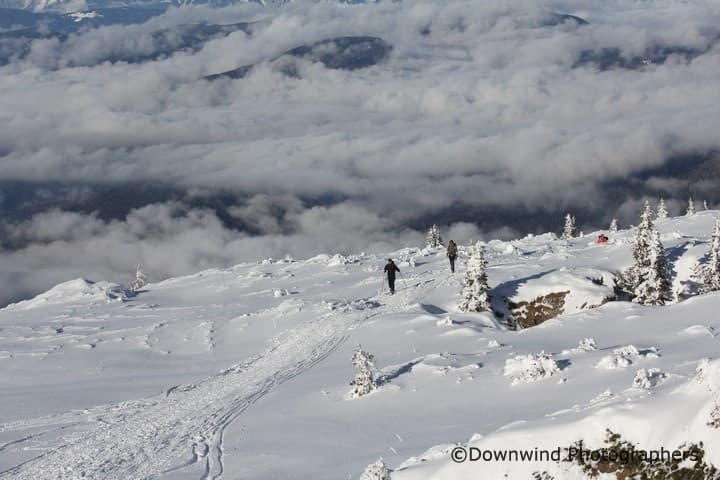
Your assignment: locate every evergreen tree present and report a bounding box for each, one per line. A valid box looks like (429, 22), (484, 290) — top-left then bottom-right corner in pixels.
(426, 224), (443, 248)
(609, 218), (618, 233)
(129, 264), (148, 291)
(687, 197), (696, 216)
(561, 214), (576, 240)
(699, 218), (720, 293)
(633, 227), (671, 305)
(359, 458), (392, 480)
(656, 198), (668, 220)
(704, 200), (709, 210)
(459, 243), (491, 312)
(349, 346), (377, 398)
(617, 202), (670, 305)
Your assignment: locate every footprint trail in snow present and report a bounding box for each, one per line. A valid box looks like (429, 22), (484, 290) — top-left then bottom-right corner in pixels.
(0, 273), (438, 480)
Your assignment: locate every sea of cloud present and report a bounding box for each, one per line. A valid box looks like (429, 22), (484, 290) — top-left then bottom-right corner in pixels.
(0, 0), (718, 304)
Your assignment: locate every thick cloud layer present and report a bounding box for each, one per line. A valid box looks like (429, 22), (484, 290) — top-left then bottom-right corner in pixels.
(0, 202), (501, 305)
(1, 0), (719, 304)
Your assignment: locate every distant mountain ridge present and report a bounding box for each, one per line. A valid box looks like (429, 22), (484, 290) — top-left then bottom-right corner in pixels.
(205, 36), (392, 81)
(0, 0), (374, 12)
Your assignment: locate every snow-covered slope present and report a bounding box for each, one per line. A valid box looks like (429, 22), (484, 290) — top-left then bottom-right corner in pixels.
(1, 212), (720, 479)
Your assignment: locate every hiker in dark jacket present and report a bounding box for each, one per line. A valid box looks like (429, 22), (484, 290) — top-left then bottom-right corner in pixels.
(447, 240), (458, 273)
(384, 259), (400, 294)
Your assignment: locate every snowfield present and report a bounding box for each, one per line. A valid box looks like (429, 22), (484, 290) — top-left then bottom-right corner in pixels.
(2, 212), (720, 479)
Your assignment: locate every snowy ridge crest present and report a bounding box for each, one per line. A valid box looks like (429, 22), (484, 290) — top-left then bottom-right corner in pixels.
(3, 278), (127, 311)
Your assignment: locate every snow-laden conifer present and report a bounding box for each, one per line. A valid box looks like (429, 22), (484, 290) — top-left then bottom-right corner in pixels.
(704, 200), (709, 210)
(129, 264), (148, 291)
(687, 197), (696, 216)
(426, 224), (443, 248)
(561, 214), (576, 240)
(349, 346), (378, 398)
(617, 202), (670, 305)
(656, 199), (668, 220)
(359, 458), (391, 480)
(459, 242), (491, 312)
(609, 218), (618, 233)
(633, 228), (671, 305)
(698, 218), (720, 294)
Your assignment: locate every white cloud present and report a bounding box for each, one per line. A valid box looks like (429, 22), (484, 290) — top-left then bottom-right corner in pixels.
(0, 202), (514, 305)
(0, 0), (718, 302)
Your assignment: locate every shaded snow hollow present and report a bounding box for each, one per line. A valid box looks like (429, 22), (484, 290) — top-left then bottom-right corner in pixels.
(1, 212), (720, 479)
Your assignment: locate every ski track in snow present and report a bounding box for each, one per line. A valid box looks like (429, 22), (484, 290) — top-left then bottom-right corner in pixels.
(0, 270), (444, 480)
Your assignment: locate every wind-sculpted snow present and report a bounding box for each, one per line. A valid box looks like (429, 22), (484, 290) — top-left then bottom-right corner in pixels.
(596, 345), (660, 370)
(378, 352), (483, 386)
(503, 352), (562, 385)
(3, 278), (127, 310)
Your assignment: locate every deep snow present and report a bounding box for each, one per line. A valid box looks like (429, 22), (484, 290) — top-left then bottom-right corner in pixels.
(1, 212), (720, 479)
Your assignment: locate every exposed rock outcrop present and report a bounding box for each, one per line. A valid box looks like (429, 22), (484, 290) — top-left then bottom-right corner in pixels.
(493, 269), (615, 329)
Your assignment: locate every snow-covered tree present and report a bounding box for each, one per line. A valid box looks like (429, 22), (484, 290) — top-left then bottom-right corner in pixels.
(609, 218), (618, 233)
(656, 198), (668, 220)
(459, 242), (491, 312)
(704, 200), (709, 210)
(349, 346), (378, 398)
(561, 214), (576, 240)
(426, 224), (443, 248)
(616, 201), (670, 305)
(359, 458), (392, 480)
(698, 218), (720, 294)
(687, 197), (696, 216)
(633, 227), (671, 305)
(129, 264), (148, 291)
